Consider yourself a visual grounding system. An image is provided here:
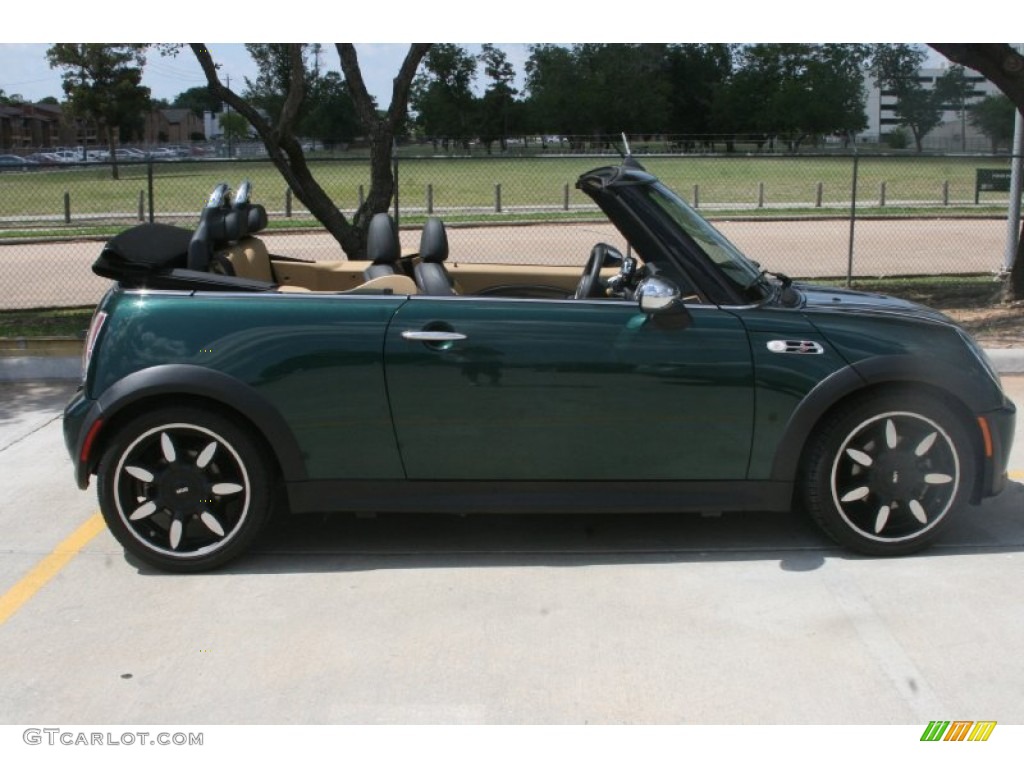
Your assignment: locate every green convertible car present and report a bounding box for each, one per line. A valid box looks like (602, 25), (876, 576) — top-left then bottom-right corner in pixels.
(64, 159), (1016, 572)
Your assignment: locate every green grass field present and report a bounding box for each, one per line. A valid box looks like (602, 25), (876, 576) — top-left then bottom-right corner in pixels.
(0, 155), (1013, 233)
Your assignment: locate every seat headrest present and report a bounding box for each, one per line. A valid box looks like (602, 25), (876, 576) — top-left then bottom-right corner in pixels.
(366, 213), (399, 266)
(419, 217), (449, 264)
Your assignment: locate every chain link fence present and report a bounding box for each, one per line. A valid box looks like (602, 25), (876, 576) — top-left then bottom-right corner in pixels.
(0, 151), (1018, 310)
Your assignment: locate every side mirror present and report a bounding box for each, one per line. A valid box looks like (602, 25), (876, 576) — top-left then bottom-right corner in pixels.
(636, 276), (691, 330)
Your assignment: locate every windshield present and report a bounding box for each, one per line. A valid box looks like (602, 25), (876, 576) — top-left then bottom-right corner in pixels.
(644, 181), (768, 300)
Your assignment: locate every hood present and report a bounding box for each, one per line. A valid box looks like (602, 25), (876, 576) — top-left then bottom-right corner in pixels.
(796, 282), (956, 326)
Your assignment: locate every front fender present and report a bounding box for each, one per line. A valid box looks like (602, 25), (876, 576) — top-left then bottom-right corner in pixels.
(769, 354), (1000, 483)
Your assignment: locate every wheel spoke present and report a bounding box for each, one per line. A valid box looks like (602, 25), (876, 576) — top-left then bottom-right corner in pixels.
(212, 482), (244, 495)
(129, 501), (157, 521)
(160, 432), (176, 463)
(924, 473), (953, 485)
(200, 511), (226, 537)
(846, 448), (874, 467)
(914, 432), (938, 457)
(196, 441), (218, 469)
(909, 499), (928, 525)
(169, 519), (183, 550)
(125, 465), (154, 483)
(885, 419), (898, 449)
(874, 505), (891, 533)
(840, 486), (871, 503)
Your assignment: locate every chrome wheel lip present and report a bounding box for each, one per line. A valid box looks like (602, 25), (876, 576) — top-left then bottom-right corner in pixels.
(829, 410), (960, 544)
(112, 422), (251, 559)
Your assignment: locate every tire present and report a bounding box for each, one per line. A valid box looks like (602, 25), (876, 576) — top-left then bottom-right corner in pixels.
(96, 406), (274, 572)
(800, 391), (975, 556)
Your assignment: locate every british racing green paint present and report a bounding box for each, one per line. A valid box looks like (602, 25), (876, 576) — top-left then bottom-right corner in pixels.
(385, 297), (754, 480)
(89, 289), (409, 479)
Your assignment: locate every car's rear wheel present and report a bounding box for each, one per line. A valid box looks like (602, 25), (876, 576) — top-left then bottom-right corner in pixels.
(97, 406), (273, 572)
(801, 391), (975, 556)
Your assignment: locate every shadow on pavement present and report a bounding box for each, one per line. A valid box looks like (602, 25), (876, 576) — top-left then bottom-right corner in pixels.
(128, 480), (1024, 576)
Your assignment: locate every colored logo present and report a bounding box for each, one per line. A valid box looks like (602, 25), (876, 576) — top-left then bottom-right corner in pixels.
(921, 721), (997, 742)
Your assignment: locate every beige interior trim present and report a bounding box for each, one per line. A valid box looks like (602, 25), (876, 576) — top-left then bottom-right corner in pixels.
(340, 274), (418, 295)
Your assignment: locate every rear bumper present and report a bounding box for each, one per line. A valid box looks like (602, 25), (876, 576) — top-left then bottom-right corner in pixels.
(63, 389), (100, 490)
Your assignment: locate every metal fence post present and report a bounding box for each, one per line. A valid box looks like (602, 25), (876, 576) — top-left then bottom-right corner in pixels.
(563, 183), (569, 211)
(495, 183), (502, 213)
(427, 184), (434, 215)
(879, 181), (886, 207)
(757, 182), (765, 208)
(63, 191), (70, 224)
(942, 180), (949, 206)
(147, 159), (155, 223)
(392, 143), (400, 227)
(847, 152), (859, 288)
(285, 188), (292, 217)
(693, 184), (699, 208)
(138, 191), (144, 222)
(815, 182), (823, 208)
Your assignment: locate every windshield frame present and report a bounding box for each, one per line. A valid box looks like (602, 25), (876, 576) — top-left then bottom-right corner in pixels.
(642, 181), (771, 302)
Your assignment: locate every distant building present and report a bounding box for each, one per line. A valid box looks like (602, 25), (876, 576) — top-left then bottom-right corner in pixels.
(0, 102), (73, 150)
(145, 108), (204, 144)
(860, 64), (1002, 149)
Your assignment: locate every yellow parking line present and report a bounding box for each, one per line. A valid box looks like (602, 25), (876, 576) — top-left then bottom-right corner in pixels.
(0, 513), (106, 627)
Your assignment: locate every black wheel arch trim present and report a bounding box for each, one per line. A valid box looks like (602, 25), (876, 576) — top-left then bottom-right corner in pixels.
(770, 354), (998, 484)
(76, 364), (307, 486)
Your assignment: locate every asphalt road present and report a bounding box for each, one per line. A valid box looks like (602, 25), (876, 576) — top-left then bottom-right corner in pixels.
(0, 377), (1021, 726)
(1, 217), (1012, 309)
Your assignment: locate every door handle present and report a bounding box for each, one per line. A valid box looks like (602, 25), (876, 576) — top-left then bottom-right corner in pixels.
(401, 331), (467, 342)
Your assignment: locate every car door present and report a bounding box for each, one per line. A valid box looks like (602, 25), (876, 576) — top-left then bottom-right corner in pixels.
(384, 296), (754, 481)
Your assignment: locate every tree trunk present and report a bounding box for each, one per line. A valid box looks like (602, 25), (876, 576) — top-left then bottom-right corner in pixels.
(106, 126), (119, 181)
(190, 43), (429, 260)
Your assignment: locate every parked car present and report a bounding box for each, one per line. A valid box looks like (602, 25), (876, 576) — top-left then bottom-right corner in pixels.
(23, 152), (60, 166)
(0, 154), (38, 171)
(63, 159), (1016, 572)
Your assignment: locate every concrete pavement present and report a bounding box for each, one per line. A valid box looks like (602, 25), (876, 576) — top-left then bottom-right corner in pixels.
(0, 377), (1021, 725)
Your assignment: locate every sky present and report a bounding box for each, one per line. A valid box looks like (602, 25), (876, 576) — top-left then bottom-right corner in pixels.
(0, 44), (525, 106)
(0, 4), (1002, 107)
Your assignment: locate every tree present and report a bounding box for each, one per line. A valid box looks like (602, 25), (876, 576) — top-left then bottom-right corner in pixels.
(523, 45), (583, 142)
(302, 71), (359, 148)
(869, 44), (941, 152)
(932, 65), (975, 150)
(929, 43), (1024, 301)
(664, 44), (733, 148)
(218, 111), (249, 148)
(172, 85), (220, 117)
(46, 44), (150, 179)
(477, 44), (518, 153)
(411, 44), (477, 151)
(969, 93), (1016, 151)
(189, 43), (430, 259)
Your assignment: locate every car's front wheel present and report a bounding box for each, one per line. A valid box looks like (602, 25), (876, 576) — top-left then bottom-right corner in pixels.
(801, 392), (975, 556)
(97, 406), (273, 572)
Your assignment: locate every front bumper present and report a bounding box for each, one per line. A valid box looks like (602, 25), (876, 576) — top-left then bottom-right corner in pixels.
(978, 400), (1016, 500)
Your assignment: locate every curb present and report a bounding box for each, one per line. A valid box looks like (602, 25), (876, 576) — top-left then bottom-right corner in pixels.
(2, 338), (1023, 382)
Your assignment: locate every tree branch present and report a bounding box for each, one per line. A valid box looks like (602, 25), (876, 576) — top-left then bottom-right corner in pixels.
(388, 44), (432, 127)
(928, 44), (1024, 108)
(277, 44), (306, 140)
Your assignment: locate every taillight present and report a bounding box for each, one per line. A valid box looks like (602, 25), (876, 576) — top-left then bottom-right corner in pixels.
(81, 310), (108, 381)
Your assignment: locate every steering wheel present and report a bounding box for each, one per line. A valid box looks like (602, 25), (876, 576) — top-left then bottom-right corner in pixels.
(574, 243), (611, 299)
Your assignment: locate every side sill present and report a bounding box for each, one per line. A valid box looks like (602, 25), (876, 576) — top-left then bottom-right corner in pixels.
(286, 480), (795, 515)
